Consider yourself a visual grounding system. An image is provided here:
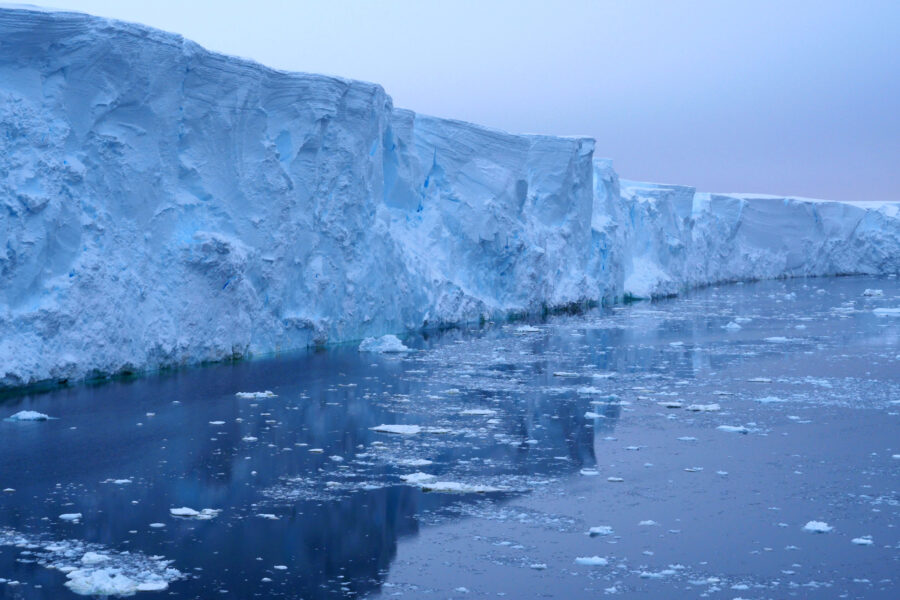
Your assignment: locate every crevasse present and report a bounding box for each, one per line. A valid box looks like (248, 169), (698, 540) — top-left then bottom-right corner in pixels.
(1, 6), (898, 389)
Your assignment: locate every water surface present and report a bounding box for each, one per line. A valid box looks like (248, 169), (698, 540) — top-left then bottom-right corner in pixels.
(1, 277), (898, 598)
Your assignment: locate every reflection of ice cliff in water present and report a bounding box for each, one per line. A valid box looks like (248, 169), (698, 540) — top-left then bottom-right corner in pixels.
(0, 328), (619, 599)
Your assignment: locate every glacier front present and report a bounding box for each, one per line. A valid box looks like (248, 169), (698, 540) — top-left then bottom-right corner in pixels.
(1, 6), (898, 389)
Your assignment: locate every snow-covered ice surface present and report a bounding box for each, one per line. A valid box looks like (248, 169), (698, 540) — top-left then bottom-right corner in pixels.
(1, 276), (898, 598)
(1, 6), (899, 390)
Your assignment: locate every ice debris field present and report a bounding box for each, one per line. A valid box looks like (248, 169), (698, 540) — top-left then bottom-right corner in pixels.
(1, 6), (899, 390)
(1, 277), (899, 598)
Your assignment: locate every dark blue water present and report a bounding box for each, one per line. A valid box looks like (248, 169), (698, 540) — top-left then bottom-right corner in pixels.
(1, 277), (898, 598)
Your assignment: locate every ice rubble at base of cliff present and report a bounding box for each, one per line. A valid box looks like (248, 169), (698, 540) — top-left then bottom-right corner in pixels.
(0, 6), (898, 389)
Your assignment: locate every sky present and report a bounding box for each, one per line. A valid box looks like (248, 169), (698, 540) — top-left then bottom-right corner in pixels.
(32, 0), (900, 201)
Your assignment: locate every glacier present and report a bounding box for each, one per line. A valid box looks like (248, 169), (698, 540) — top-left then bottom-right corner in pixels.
(1, 5), (898, 389)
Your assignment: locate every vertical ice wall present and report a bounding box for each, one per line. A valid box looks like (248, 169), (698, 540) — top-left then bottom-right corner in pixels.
(0, 6), (898, 390)
(383, 110), (596, 324)
(0, 7), (424, 385)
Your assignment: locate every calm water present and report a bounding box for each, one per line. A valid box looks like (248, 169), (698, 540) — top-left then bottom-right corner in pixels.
(1, 277), (898, 599)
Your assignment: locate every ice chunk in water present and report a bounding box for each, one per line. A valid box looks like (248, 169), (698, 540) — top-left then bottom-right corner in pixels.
(358, 335), (411, 353)
(6, 410), (51, 421)
(802, 521), (833, 533)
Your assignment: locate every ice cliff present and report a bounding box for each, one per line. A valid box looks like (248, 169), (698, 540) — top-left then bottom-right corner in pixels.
(1, 6), (898, 389)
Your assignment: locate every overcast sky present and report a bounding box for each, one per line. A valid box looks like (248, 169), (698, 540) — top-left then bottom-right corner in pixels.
(35, 0), (900, 201)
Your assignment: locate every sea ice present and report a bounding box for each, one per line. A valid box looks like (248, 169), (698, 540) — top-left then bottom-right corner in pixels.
(802, 521), (833, 533)
(6, 411), (51, 421)
(370, 424), (421, 435)
(358, 335), (412, 353)
(574, 556), (608, 566)
(235, 391), (277, 399)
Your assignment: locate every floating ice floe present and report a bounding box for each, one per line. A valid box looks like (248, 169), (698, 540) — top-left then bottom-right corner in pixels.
(419, 481), (502, 494)
(765, 336), (791, 343)
(717, 425), (750, 434)
(639, 520), (658, 526)
(235, 390), (277, 399)
(370, 424), (421, 435)
(169, 507), (220, 520)
(659, 401), (683, 408)
(588, 526), (613, 536)
(81, 552), (110, 565)
(851, 535), (873, 545)
(552, 371), (579, 377)
(513, 325), (541, 334)
(607, 477), (624, 483)
(873, 307), (900, 317)
(802, 521), (833, 533)
(0, 527), (181, 596)
(577, 386), (604, 394)
(756, 396), (786, 404)
(747, 377), (772, 383)
(256, 514), (279, 520)
(574, 556), (608, 566)
(59, 513), (82, 522)
(862, 289), (884, 296)
(399, 472), (436, 485)
(396, 458), (433, 467)
(358, 335), (412, 353)
(584, 411), (603, 419)
(5, 410), (52, 421)
(722, 321), (742, 331)
(458, 409), (496, 416)
(686, 403), (720, 412)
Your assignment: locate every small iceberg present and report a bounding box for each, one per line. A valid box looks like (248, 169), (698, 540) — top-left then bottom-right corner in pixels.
(574, 556), (608, 566)
(802, 520), (833, 533)
(717, 425), (750, 434)
(169, 507), (220, 520)
(419, 481), (502, 494)
(686, 403), (720, 412)
(6, 410), (52, 421)
(358, 335), (411, 353)
(370, 424), (421, 435)
(235, 390), (277, 399)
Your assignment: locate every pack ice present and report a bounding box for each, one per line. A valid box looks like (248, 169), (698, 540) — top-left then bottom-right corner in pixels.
(1, 6), (898, 389)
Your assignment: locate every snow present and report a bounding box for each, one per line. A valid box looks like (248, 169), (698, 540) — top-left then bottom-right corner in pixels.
(358, 335), (411, 353)
(5, 410), (51, 421)
(802, 521), (834, 533)
(0, 5), (898, 390)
